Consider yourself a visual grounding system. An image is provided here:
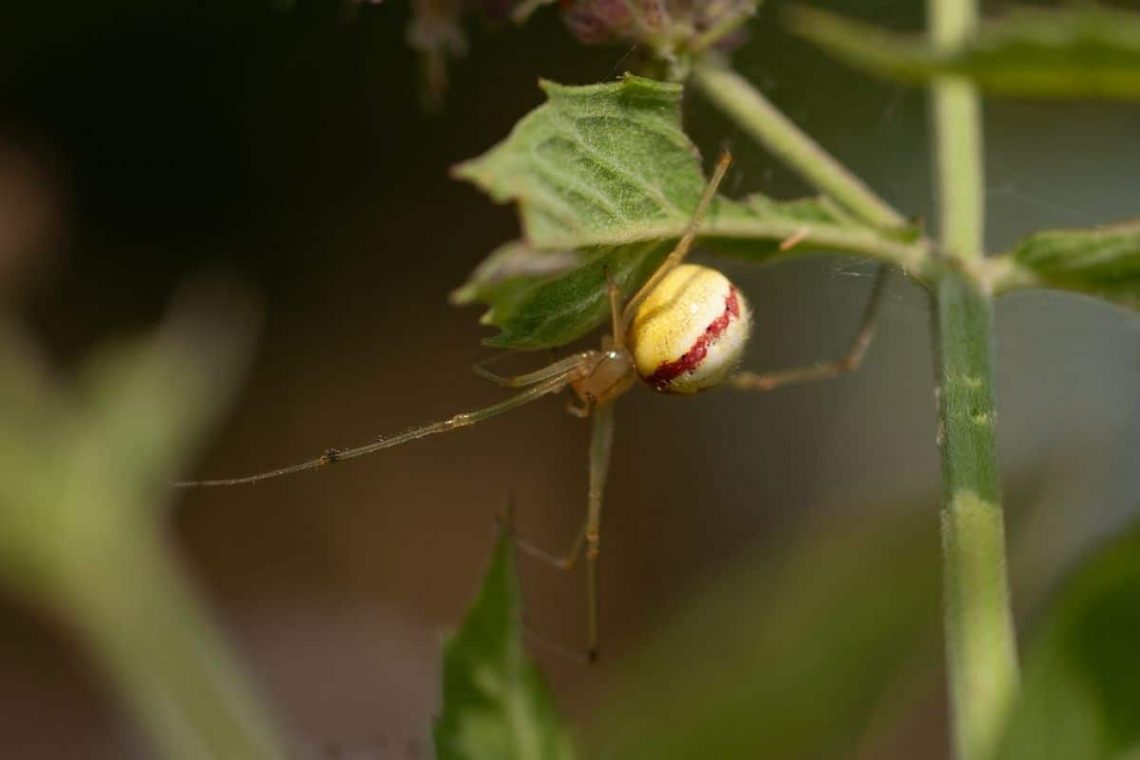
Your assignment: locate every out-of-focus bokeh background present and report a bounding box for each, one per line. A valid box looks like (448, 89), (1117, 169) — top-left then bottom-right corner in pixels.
(1, 0), (1137, 757)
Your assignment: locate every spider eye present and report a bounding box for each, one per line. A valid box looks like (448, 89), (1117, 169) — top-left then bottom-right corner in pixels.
(628, 264), (752, 394)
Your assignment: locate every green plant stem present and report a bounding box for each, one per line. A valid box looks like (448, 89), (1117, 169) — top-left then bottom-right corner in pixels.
(691, 56), (906, 230)
(58, 523), (283, 760)
(932, 272), (1017, 760)
(929, 2), (1019, 759)
(690, 41), (1017, 758)
(932, 79), (983, 255)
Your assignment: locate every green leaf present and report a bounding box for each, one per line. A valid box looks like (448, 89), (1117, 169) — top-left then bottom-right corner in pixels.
(789, 5), (1140, 101)
(991, 220), (1140, 311)
(454, 76), (703, 251)
(434, 527), (577, 760)
(593, 505), (941, 759)
(994, 526), (1140, 760)
(450, 238), (670, 349)
(453, 75), (925, 349)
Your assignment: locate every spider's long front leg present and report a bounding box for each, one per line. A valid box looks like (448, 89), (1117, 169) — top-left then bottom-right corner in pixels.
(174, 370), (581, 487)
(729, 264), (888, 392)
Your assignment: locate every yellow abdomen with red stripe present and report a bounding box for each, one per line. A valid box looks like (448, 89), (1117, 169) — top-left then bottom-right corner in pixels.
(629, 264), (752, 395)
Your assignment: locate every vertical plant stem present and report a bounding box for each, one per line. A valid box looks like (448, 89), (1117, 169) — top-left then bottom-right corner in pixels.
(933, 273), (1017, 760)
(692, 34), (1018, 757)
(930, 5), (985, 258)
(691, 57), (905, 229)
(929, 2), (1019, 759)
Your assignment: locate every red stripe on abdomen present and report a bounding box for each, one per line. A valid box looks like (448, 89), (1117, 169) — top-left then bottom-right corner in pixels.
(645, 288), (741, 391)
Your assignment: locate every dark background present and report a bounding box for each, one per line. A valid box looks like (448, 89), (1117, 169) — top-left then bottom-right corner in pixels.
(1, 0), (1137, 756)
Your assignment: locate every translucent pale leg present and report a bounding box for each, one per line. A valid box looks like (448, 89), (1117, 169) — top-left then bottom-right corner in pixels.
(729, 264), (888, 392)
(607, 275), (624, 349)
(174, 371), (580, 487)
(516, 523), (587, 571)
(515, 404), (614, 660)
(472, 351), (593, 388)
(583, 401), (615, 661)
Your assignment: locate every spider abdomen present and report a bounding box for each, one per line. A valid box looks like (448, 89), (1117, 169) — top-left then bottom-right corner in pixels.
(629, 264), (752, 394)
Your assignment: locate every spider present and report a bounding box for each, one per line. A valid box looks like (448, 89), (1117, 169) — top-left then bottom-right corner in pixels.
(177, 151), (886, 660)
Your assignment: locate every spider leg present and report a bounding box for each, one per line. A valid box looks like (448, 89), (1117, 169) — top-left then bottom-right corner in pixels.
(729, 264), (888, 392)
(516, 522), (587, 571)
(606, 271), (624, 349)
(621, 150), (733, 330)
(473, 351), (592, 388)
(469, 349), (522, 385)
(584, 401), (615, 661)
(779, 226), (811, 251)
(495, 503), (594, 664)
(512, 400), (615, 662)
(174, 370), (582, 487)
(565, 397), (591, 419)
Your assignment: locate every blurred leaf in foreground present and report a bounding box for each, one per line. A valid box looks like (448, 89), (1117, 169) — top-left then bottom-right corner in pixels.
(992, 220), (1140, 312)
(434, 525), (577, 760)
(0, 288), (283, 759)
(593, 505), (941, 759)
(453, 75), (922, 349)
(789, 5), (1140, 101)
(995, 526), (1140, 760)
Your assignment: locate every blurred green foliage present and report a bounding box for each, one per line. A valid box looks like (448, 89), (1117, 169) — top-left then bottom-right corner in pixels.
(789, 4), (1140, 101)
(591, 506), (941, 758)
(0, 291), (282, 758)
(441, 502), (1140, 760)
(996, 526), (1140, 760)
(434, 524), (576, 760)
(435, 503), (942, 759)
(994, 222), (1140, 312)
